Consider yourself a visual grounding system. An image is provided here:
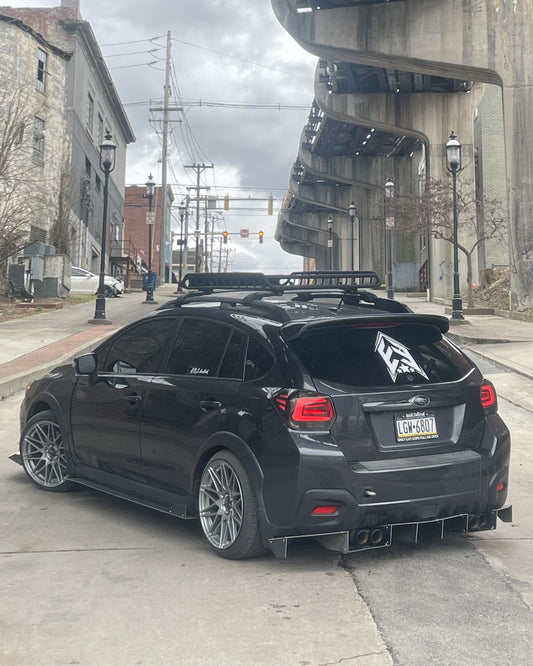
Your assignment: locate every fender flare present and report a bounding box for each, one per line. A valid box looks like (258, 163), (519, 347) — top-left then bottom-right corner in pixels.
(192, 432), (276, 538)
(24, 391), (77, 474)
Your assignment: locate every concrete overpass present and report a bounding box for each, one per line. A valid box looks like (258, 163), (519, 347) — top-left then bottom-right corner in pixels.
(272, 0), (529, 306)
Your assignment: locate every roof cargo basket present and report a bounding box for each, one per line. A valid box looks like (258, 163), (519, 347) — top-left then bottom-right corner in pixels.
(181, 270), (381, 293)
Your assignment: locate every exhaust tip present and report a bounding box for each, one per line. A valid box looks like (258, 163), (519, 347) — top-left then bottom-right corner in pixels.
(371, 528), (384, 546)
(478, 513), (488, 529)
(355, 530), (370, 546)
(468, 515), (480, 531)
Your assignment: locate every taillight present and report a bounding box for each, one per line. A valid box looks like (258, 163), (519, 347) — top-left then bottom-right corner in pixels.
(274, 390), (336, 430)
(481, 379), (497, 414)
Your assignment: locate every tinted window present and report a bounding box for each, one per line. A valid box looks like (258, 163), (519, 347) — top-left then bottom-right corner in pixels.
(289, 323), (473, 387)
(245, 337), (275, 382)
(166, 319), (241, 377)
(219, 330), (246, 379)
(97, 318), (175, 373)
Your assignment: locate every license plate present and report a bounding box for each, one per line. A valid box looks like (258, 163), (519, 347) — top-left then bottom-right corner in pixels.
(395, 411), (438, 442)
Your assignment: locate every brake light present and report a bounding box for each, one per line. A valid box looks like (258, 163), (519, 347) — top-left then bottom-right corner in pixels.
(481, 380), (497, 413)
(274, 391), (336, 430)
(312, 505), (338, 515)
(292, 397), (334, 422)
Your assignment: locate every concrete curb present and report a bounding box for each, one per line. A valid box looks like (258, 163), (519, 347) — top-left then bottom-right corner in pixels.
(0, 334), (111, 400)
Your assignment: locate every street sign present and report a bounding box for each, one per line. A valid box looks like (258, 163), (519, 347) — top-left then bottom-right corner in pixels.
(240, 229), (249, 238)
(146, 212), (155, 225)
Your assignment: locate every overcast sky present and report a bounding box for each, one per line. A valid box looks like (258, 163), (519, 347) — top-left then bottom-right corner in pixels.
(7, 0), (318, 272)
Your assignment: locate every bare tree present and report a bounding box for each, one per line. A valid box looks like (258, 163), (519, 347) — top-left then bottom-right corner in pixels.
(49, 170), (73, 256)
(0, 87), (59, 292)
(394, 178), (507, 307)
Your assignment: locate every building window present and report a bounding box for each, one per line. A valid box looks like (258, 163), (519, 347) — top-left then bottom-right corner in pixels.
(33, 117), (45, 162)
(95, 175), (101, 194)
(36, 48), (47, 92)
(85, 157), (92, 177)
(87, 92), (94, 134)
(97, 113), (104, 146)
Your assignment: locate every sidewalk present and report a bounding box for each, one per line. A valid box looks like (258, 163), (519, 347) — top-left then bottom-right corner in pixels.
(402, 295), (533, 380)
(1, 286), (533, 399)
(0, 284), (178, 399)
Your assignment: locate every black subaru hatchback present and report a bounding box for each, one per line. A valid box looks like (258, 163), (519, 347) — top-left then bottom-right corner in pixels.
(18, 271), (511, 559)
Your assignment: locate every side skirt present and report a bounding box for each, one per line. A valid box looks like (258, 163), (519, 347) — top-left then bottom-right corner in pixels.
(68, 475), (195, 520)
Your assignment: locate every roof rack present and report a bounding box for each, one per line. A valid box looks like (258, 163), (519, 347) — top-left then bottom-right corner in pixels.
(181, 270), (381, 293)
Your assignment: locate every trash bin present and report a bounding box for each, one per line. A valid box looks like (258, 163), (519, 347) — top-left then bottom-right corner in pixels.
(142, 273), (157, 291)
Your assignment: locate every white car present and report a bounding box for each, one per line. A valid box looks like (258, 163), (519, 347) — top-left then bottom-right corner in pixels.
(70, 267), (124, 297)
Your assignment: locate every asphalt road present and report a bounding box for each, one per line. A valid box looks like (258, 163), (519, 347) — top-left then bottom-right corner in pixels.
(1, 355), (532, 665)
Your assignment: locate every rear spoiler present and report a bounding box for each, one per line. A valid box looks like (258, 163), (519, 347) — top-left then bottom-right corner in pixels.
(281, 313), (450, 342)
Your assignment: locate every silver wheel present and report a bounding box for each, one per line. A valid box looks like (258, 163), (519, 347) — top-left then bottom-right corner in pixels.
(199, 458), (244, 550)
(20, 411), (73, 491)
(198, 451), (266, 559)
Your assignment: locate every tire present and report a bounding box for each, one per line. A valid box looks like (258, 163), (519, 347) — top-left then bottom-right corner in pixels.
(20, 410), (75, 492)
(103, 285), (114, 298)
(198, 450), (266, 559)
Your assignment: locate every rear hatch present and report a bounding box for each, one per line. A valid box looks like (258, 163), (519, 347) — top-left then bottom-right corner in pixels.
(283, 315), (485, 464)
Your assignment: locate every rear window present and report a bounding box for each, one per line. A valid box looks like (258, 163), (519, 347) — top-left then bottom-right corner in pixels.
(289, 323), (473, 387)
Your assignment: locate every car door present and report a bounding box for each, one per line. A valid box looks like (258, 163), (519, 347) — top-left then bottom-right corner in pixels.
(70, 317), (177, 482)
(139, 318), (246, 497)
(71, 267), (98, 293)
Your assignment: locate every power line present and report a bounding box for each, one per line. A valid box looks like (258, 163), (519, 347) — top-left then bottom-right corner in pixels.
(123, 98), (310, 110)
(171, 37), (309, 80)
(100, 36), (164, 47)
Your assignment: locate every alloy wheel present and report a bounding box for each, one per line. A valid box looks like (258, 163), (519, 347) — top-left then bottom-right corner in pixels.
(199, 459), (244, 550)
(21, 418), (68, 489)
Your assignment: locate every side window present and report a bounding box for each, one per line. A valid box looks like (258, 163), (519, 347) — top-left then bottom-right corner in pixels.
(97, 318), (175, 374)
(166, 319), (238, 377)
(245, 337), (274, 382)
(218, 330), (246, 380)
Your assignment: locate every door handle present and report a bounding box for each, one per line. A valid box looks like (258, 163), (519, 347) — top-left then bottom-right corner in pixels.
(125, 393), (142, 405)
(199, 399), (222, 410)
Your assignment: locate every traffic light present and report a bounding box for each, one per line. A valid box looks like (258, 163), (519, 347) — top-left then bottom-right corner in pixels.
(222, 230), (228, 244)
(224, 194), (230, 210)
(267, 194), (273, 215)
(258, 230), (264, 244)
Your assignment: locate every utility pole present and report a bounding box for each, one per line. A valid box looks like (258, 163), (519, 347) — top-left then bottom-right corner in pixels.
(149, 31), (183, 284)
(184, 164), (214, 271)
(160, 30), (171, 283)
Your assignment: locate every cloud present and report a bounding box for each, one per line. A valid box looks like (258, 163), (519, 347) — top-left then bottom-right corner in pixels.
(6, 0), (317, 271)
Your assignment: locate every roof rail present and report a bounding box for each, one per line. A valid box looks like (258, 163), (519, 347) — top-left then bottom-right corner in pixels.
(181, 270), (381, 292)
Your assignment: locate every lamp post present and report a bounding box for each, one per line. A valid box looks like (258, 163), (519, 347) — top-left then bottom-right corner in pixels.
(327, 216), (333, 269)
(384, 177), (395, 299)
(446, 131), (464, 320)
(89, 131), (116, 324)
(177, 201), (187, 289)
(143, 173), (156, 303)
(349, 202), (356, 271)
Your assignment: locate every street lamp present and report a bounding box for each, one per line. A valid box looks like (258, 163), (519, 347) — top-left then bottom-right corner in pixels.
(446, 131), (464, 320)
(143, 173), (156, 303)
(177, 201), (187, 290)
(89, 131), (116, 324)
(349, 202), (357, 271)
(327, 216), (333, 269)
(384, 177), (395, 299)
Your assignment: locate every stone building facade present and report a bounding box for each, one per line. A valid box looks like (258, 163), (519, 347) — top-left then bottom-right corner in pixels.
(0, 0), (135, 286)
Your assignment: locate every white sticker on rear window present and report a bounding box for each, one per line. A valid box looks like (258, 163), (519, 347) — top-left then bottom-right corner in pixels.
(375, 331), (429, 382)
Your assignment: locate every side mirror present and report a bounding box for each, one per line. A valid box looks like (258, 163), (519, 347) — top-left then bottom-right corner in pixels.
(75, 353), (97, 376)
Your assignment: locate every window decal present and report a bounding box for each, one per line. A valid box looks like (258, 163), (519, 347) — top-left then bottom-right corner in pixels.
(375, 331), (428, 382)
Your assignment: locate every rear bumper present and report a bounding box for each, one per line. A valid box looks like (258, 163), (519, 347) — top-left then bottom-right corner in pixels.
(267, 504), (513, 559)
(258, 419), (510, 542)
